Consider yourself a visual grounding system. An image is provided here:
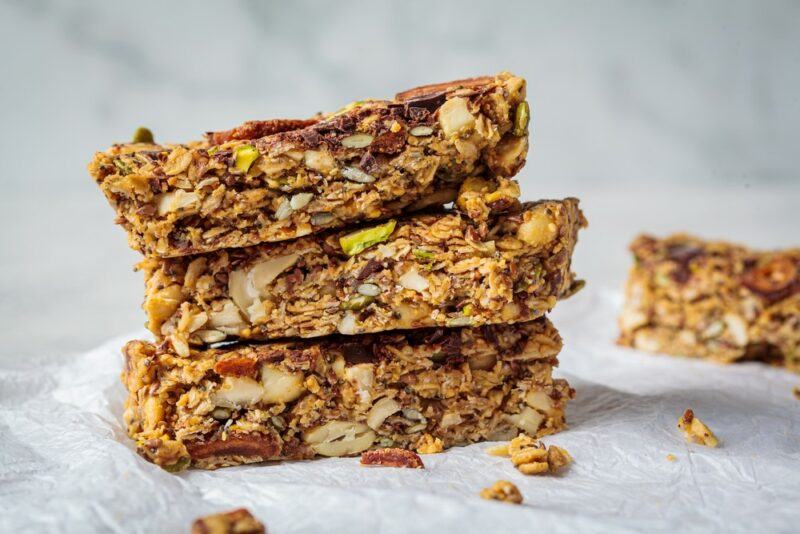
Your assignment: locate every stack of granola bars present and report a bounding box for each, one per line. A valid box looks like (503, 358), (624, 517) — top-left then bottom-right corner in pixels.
(89, 72), (586, 471)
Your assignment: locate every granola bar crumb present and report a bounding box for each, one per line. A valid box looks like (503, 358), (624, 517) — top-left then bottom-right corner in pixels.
(678, 409), (719, 447)
(360, 448), (424, 468)
(793, 387), (800, 401)
(416, 434), (444, 454)
(666, 454), (677, 462)
(191, 508), (265, 534)
(505, 434), (572, 475)
(480, 480), (523, 504)
(485, 443), (510, 457)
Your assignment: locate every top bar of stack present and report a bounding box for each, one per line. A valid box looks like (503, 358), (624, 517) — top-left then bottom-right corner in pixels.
(89, 72), (530, 258)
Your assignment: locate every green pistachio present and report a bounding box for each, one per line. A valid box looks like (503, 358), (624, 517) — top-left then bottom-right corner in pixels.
(339, 219), (397, 256)
(163, 456), (190, 473)
(132, 126), (154, 143)
(233, 144), (259, 173)
(513, 101), (530, 137)
(413, 249), (435, 262)
(340, 294), (376, 311)
(113, 158), (132, 175)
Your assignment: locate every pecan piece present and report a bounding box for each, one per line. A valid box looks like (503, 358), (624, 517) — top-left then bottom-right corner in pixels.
(395, 75), (494, 102)
(191, 508), (265, 534)
(214, 356), (259, 377)
(360, 448), (424, 469)
(742, 257), (797, 298)
(207, 118), (319, 145)
(185, 432), (281, 460)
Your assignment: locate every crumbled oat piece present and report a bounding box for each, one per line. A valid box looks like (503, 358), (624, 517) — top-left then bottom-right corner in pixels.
(191, 508), (265, 534)
(416, 434), (444, 454)
(479, 480), (523, 504)
(485, 443), (510, 457)
(666, 454), (677, 462)
(360, 448), (424, 469)
(678, 409), (719, 447)
(506, 434), (572, 475)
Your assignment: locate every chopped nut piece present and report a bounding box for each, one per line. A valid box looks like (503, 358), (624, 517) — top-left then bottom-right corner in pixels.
(310, 212), (334, 226)
(132, 126), (153, 144)
(341, 166), (376, 184)
(513, 101), (530, 137)
(341, 133), (374, 148)
(547, 445), (572, 472)
(409, 125), (434, 137)
(303, 421), (376, 457)
(191, 508), (265, 534)
(341, 294), (375, 311)
(339, 220), (397, 256)
(480, 480), (523, 505)
(666, 454), (677, 462)
(290, 192), (313, 210)
(234, 144), (260, 173)
(360, 448), (424, 468)
(416, 434), (443, 454)
(678, 409), (719, 447)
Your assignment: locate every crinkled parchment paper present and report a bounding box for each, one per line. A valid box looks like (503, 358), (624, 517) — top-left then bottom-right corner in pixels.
(2, 290), (798, 533)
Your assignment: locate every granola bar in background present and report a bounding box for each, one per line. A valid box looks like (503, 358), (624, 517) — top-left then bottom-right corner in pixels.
(618, 233), (800, 372)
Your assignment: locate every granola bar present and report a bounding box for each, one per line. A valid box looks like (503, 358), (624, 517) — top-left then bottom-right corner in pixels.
(191, 509), (265, 534)
(89, 72), (530, 258)
(140, 199), (585, 349)
(618, 234), (800, 372)
(122, 320), (573, 471)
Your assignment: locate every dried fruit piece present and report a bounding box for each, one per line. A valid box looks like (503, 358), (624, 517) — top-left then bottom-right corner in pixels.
(132, 126), (154, 144)
(480, 480), (523, 505)
(360, 448), (424, 468)
(191, 508), (266, 534)
(742, 256), (797, 296)
(339, 220), (397, 256)
(214, 356), (258, 377)
(513, 101), (530, 136)
(678, 408), (719, 447)
(234, 144), (259, 173)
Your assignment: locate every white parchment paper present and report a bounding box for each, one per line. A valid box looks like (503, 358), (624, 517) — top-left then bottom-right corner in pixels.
(2, 289), (798, 533)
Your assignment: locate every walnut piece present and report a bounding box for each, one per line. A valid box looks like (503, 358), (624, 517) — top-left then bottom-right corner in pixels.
(191, 508), (265, 534)
(360, 448), (424, 469)
(678, 409), (719, 447)
(479, 480), (523, 505)
(492, 434), (573, 475)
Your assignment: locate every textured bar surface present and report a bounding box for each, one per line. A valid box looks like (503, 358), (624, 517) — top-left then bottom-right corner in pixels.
(140, 199), (585, 348)
(618, 234), (800, 372)
(89, 72), (529, 258)
(123, 320), (572, 471)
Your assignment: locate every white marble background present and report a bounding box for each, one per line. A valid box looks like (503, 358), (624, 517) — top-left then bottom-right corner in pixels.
(1, 0), (798, 359)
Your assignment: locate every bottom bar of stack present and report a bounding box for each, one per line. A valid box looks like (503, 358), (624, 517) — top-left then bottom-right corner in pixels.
(123, 319), (573, 471)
